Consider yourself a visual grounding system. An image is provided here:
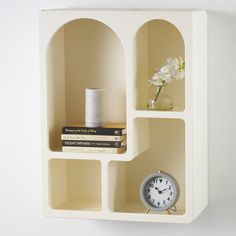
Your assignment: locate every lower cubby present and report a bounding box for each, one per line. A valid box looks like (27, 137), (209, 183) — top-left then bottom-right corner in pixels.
(108, 118), (185, 215)
(49, 159), (101, 211)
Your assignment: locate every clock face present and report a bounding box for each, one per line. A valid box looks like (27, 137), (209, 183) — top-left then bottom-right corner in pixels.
(140, 172), (180, 212)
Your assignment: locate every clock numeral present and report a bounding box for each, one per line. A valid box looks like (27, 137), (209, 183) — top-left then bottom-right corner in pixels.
(153, 179), (158, 183)
(145, 188), (150, 193)
(152, 199), (155, 203)
(148, 183), (154, 188)
(167, 197), (170, 201)
(163, 200), (166, 205)
(159, 179), (163, 183)
(170, 192), (173, 196)
(169, 186), (171, 190)
(147, 195), (151, 199)
(157, 201), (160, 206)
(166, 180), (168, 184)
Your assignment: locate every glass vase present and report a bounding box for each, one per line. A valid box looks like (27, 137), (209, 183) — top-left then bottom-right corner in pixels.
(147, 86), (173, 111)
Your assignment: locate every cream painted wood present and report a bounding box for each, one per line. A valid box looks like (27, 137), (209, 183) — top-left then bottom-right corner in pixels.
(40, 10), (207, 223)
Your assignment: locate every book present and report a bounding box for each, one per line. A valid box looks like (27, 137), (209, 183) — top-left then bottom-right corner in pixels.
(62, 146), (126, 154)
(62, 124), (126, 136)
(61, 134), (126, 141)
(62, 140), (126, 148)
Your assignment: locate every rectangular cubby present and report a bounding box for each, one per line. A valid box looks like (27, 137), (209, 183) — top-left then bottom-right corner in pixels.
(108, 119), (185, 215)
(49, 159), (101, 211)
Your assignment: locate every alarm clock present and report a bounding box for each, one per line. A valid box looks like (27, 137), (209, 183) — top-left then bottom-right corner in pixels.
(139, 171), (180, 213)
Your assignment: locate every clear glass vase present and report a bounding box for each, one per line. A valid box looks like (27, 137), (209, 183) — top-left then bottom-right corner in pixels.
(147, 87), (173, 111)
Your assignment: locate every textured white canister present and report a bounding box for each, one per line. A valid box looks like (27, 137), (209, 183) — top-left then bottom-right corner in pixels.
(85, 88), (105, 127)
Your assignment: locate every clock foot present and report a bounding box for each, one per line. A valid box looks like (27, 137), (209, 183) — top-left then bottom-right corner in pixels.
(172, 205), (177, 211)
(145, 206), (177, 215)
(167, 205), (177, 215)
(145, 208), (150, 214)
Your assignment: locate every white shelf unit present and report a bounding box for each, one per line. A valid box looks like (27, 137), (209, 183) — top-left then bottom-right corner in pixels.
(40, 10), (207, 223)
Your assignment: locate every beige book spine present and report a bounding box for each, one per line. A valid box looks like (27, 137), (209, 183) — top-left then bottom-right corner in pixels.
(61, 134), (126, 141)
(62, 146), (126, 154)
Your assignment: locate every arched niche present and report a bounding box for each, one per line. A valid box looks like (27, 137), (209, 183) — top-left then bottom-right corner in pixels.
(135, 20), (185, 111)
(46, 19), (126, 151)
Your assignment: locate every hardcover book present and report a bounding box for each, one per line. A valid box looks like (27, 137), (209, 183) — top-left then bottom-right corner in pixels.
(62, 146), (126, 154)
(61, 134), (126, 142)
(62, 123), (126, 136)
(62, 140), (126, 148)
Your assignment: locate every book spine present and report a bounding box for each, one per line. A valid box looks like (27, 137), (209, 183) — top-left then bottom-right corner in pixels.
(61, 134), (126, 141)
(62, 146), (125, 154)
(62, 140), (126, 148)
(62, 127), (126, 136)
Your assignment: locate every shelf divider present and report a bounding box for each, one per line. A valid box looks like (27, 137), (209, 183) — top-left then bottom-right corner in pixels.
(132, 110), (186, 120)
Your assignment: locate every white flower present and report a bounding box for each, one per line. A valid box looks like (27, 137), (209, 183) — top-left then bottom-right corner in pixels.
(148, 57), (185, 88)
(157, 71), (171, 82)
(167, 57), (185, 80)
(175, 70), (185, 80)
(148, 78), (163, 87)
(160, 65), (171, 73)
(167, 58), (179, 69)
(148, 73), (164, 86)
(179, 57), (184, 65)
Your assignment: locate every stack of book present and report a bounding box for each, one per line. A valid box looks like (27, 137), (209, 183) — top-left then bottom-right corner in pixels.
(61, 124), (126, 154)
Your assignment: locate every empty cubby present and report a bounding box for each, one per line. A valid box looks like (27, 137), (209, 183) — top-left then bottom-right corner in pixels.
(49, 159), (101, 211)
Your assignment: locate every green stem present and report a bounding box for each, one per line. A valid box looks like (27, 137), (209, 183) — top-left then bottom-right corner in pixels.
(154, 82), (165, 102)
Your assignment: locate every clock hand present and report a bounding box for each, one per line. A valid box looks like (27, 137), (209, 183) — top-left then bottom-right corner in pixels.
(155, 187), (163, 194)
(155, 187), (169, 194)
(161, 188), (168, 192)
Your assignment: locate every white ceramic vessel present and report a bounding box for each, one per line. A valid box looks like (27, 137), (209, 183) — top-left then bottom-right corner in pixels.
(85, 88), (105, 127)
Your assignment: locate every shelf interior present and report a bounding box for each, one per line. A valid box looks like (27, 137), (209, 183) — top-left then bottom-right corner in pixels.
(135, 20), (185, 111)
(108, 118), (185, 215)
(49, 159), (101, 211)
(46, 19), (126, 151)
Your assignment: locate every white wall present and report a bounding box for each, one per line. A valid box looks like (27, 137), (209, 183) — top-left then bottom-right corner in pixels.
(0, 0), (236, 235)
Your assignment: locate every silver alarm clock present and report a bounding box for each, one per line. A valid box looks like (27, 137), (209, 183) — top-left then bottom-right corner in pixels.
(140, 171), (180, 213)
